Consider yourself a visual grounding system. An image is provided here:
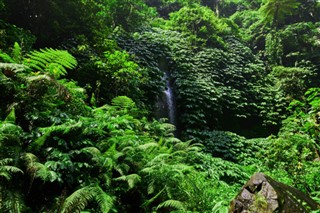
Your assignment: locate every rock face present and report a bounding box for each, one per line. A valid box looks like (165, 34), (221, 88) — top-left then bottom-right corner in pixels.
(230, 172), (319, 213)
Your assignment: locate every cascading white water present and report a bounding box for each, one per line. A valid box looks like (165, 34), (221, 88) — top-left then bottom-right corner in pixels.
(164, 72), (176, 125)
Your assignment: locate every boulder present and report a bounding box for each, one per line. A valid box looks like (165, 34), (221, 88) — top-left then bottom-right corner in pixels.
(230, 172), (319, 213)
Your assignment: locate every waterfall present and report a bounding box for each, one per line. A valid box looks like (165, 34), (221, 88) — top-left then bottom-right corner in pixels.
(163, 72), (176, 125)
(154, 58), (178, 134)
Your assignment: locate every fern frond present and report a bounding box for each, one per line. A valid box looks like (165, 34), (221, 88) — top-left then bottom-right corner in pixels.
(0, 158), (23, 180)
(115, 174), (141, 189)
(12, 42), (22, 63)
(156, 199), (185, 211)
(0, 122), (22, 134)
(148, 153), (171, 165)
(1, 189), (27, 213)
(147, 180), (155, 194)
(81, 147), (101, 156)
(212, 201), (228, 213)
(38, 120), (82, 136)
(0, 62), (27, 73)
(141, 186), (166, 207)
(111, 96), (136, 110)
(34, 162), (59, 182)
(137, 142), (159, 151)
(0, 51), (14, 63)
(25, 48), (77, 78)
(29, 132), (50, 152)
(62, 185), (113, 213)
(22, 153), (59, 182)
(25, 74), (52, 82)
(22, 152), (38, 175)
(95, 189), (114, 213)
(4, 107), (16, 123)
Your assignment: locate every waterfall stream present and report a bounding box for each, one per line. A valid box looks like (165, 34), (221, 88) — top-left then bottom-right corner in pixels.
(154, 71), (177, 127)
(163, 72), (176, 125)
(154, 58), (178, 134)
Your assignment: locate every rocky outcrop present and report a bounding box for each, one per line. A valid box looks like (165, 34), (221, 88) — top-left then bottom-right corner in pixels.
(230, 172), (319, 213)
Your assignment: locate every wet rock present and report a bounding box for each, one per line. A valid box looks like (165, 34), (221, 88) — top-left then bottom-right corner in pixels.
(230, 172), (319, 213)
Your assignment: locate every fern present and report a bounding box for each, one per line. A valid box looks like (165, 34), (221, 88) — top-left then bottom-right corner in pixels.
(0, 62), (27, 73)
(211, 201), (229, 213)
(0, 158), (23, 180)
(22, 153), (58, 182)
(115, 174), (141, 189)
(0, 189), (27, 213)
(12, 42), (22, 63)
(0, 122), (22, 135)
(0, 51), (15, 63)
(24, 48), (77, 78)
(4, 107), (16, 123)
(29, 120), (82, 151)
(61, 185), (113, 213)
(34, 162), (59, 182)
(156, 199), (185, 211)
(111, 96), (137, 114)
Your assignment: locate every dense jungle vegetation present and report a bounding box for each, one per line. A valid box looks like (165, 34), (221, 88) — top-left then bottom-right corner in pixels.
(1, 0), (320, 212)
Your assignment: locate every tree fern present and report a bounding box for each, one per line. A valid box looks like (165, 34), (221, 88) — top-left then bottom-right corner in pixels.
(260, 0), (300, 27)
(61, 185), (113, 213)
(24, 48), (77, 78)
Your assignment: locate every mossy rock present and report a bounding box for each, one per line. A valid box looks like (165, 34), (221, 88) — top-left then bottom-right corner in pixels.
(230, 172), (319, 213)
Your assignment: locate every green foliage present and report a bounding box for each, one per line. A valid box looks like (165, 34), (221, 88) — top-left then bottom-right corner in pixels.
(0, 19), (35, 51)
(269, 65), (316, 99)
(106, 0), (157, 31)
(91, 50), (147, 105)
(0, 158), (23, 181)
(256, 88), (320, 192)
(156, 199), (185, 211)
(260, 0), (300, 27)
(25, 48), (77, 78)
(230, 10), (262, 41)
(0, 190), (28, 213)
(166, 4), (228, 47)
(2, 0), (320, 212)
(172, 38), (268, 136)
(62, 185), (114, 213)
(194, 130), (246, 161)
